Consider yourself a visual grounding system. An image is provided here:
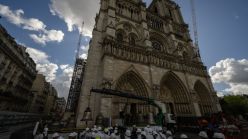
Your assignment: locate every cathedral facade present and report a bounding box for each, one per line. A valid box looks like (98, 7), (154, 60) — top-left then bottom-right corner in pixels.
(76, 0), (221, 127)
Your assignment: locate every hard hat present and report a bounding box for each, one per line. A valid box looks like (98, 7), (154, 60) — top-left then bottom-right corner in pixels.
(199, 131), (208, 138)
(213, 132), (225, 139)
(180, 134), (188, 138)
(152, 131), (158, 135)
(157, 127), (163, 131)
(166, 130), (172, 136)
(141, 131), (146, 135)
(69, 132), (77, 137)
(98, 127), (102, 131)
(125, 130), (131, 136)
(114, 130), (118, 133)
(44, 127), (48, 132)
(52, 132), (60, 138)
(104, 128), (109, 132)
(137, 128), (142, 133)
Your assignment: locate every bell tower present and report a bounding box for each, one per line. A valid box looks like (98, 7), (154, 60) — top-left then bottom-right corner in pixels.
(76, 0), (221, 127)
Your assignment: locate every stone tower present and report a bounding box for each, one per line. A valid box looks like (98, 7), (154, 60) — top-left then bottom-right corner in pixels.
(76, 0), (221, 127)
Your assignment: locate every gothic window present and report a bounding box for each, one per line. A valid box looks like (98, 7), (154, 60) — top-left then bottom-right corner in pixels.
(169, 9), (173, 21)
(154, 7), (158, 14)
(129, 33), (137, 46)
(183, 51), (188, 59)
(116, 32), (124, 42)
(152, 41), (162, 51)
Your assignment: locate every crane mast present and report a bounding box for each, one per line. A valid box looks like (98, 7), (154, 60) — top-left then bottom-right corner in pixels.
(190, 0), (201, 59)
(65, 21), (86, 113)
(190, 0), (198, 48)
(76, 22), (84, 59)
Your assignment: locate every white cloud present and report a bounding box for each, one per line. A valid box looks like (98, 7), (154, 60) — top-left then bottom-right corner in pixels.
(29, 30), (64, 45)
(52, 65), (74, 99)
(224, 83), (248, 95)
(26, 47), (50, 64)
(49, 0), (100, 36)
(36, 63), (58, 82)
(26, 47), (58, 82)
(26, 47), (72, 98)
(60, 64), (69, 70)
(209, 58), (248, 95)
(78, 44), (89, 59)
(0, 4), (64, 45)
(216, 92), (225, 97)
(0, 5), (46, 31)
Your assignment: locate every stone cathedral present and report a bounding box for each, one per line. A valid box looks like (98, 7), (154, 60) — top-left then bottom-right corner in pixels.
(76, 0), (221, 127)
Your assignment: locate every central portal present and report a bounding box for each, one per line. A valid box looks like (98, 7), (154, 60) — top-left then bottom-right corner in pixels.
(112, 71), (151, 126)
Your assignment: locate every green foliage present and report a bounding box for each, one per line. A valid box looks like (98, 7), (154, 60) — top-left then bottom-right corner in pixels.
(220, 95), (248, 116)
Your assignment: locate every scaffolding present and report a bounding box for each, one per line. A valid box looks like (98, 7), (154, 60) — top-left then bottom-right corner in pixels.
(66, 58), (86, 112)
(65, 22), (86, 113)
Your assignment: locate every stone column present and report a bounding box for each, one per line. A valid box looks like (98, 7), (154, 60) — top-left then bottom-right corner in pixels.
(140, 3), (152, 50)
(190, 90), (202, 116)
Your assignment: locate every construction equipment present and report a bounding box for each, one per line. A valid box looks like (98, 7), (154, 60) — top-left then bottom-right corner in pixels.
(76, 22), (84, 58)
(65, 22), (85, 113)
(190, 0), (202, 59)
(90, 88), (176, 127)
(90, 88), (162, 112)
(190, 0), (198, 48)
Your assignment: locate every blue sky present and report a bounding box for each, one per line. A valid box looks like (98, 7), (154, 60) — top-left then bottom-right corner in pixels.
(0, 0), (248, 98)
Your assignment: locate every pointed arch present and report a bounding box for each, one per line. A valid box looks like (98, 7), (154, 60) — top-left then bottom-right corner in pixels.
(150, 32), (170, 53)
(115, 70), (149, 97)
(112, 70), (151, 123)
(160, 71), (192, 115)
(194, 80), (213, 115)
(115, 21), (141, 41)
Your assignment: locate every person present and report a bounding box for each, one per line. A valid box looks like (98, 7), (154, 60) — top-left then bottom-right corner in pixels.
(136, 129), (142, 139)
(157, 127), (166, 139)
(43, 126), (49, 139)
(33, 121), (40, 137)
(52, 133), (60, 139)
(69, 132), (78, 139)
(103, 128), (111, 139)
(34, 131), (44, 139)
(179, 134), (188, 139)
(109, 127), (114, 135)
(213, 132), (225, 139)
(152, 131), (160, 139)
(166, 131), (173, 139)
(125, 130), (131, 139)
(199, 131), (208, 139)
(145, 129), (153, 139)
(98, 127), (105, 139)
(110, 129), (120, 139)
(92, 128), (99, 139)
(141, 131), (147, 139)
(131, 125), (138, 139)
(80, 128), (90, 139)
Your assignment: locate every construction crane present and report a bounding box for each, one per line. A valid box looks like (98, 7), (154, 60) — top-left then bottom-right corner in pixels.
(190, 0), (198, 48)
(65, 22), (85, 112)
(190, 0), (201, 58)
(76, 22), (84, 58)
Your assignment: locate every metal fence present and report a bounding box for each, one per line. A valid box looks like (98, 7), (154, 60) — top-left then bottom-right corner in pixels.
(0, 111), (41, 127)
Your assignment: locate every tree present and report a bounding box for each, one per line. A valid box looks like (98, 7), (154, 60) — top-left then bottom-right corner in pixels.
(220, 95), (248, 116)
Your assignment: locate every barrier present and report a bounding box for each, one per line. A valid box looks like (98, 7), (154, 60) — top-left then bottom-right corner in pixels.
(0, 111), (41, 127)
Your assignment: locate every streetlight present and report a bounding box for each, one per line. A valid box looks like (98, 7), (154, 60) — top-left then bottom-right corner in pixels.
(81, 90), (93, 127)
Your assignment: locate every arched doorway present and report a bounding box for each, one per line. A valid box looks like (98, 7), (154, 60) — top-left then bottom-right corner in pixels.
(160, 72), (192, 116)
(194, 81), (213, 115)
(112, 71), (150, 125)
